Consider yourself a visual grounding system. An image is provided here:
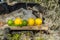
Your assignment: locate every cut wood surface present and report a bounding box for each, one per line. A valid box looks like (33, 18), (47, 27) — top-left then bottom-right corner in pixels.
(0, 24), (48, 31)
(10, 26), (49, 30)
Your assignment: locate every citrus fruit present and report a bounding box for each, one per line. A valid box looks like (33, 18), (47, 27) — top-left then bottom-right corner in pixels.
(35, 18), (42, 25)
(28, 18), (35, 26)
(22, 20), (28, 26)
(19, 24), (23, 27)
(14, 18), (22, 26)
(7, 19), (14, 26)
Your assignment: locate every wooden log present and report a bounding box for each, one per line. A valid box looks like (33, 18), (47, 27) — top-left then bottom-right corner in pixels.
(0, 24), (49, 31)
(6, 0), (17, 6)
(8, 26), (49, 31)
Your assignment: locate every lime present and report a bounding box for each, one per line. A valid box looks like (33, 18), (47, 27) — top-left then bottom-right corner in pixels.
(22, 20), (28, 26)
(7, 19), (14, 26)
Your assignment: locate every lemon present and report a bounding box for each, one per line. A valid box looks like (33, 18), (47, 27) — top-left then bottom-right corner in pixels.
(14, 18), (22, 26)
(22, 20), (28, 26)
(28, 18), (35, 26)
(7, 19), (14, 26)
(35, 18), (42, 25)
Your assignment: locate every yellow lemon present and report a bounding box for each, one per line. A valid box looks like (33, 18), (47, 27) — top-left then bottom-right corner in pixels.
(28, 18), (35, 26)
(14, 18), (22, 26)
(35, 18), (42, 25)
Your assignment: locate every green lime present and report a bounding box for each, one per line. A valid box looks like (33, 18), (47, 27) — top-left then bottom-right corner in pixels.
(7, 19), (14, 26)
(22, 20), (28, 26)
